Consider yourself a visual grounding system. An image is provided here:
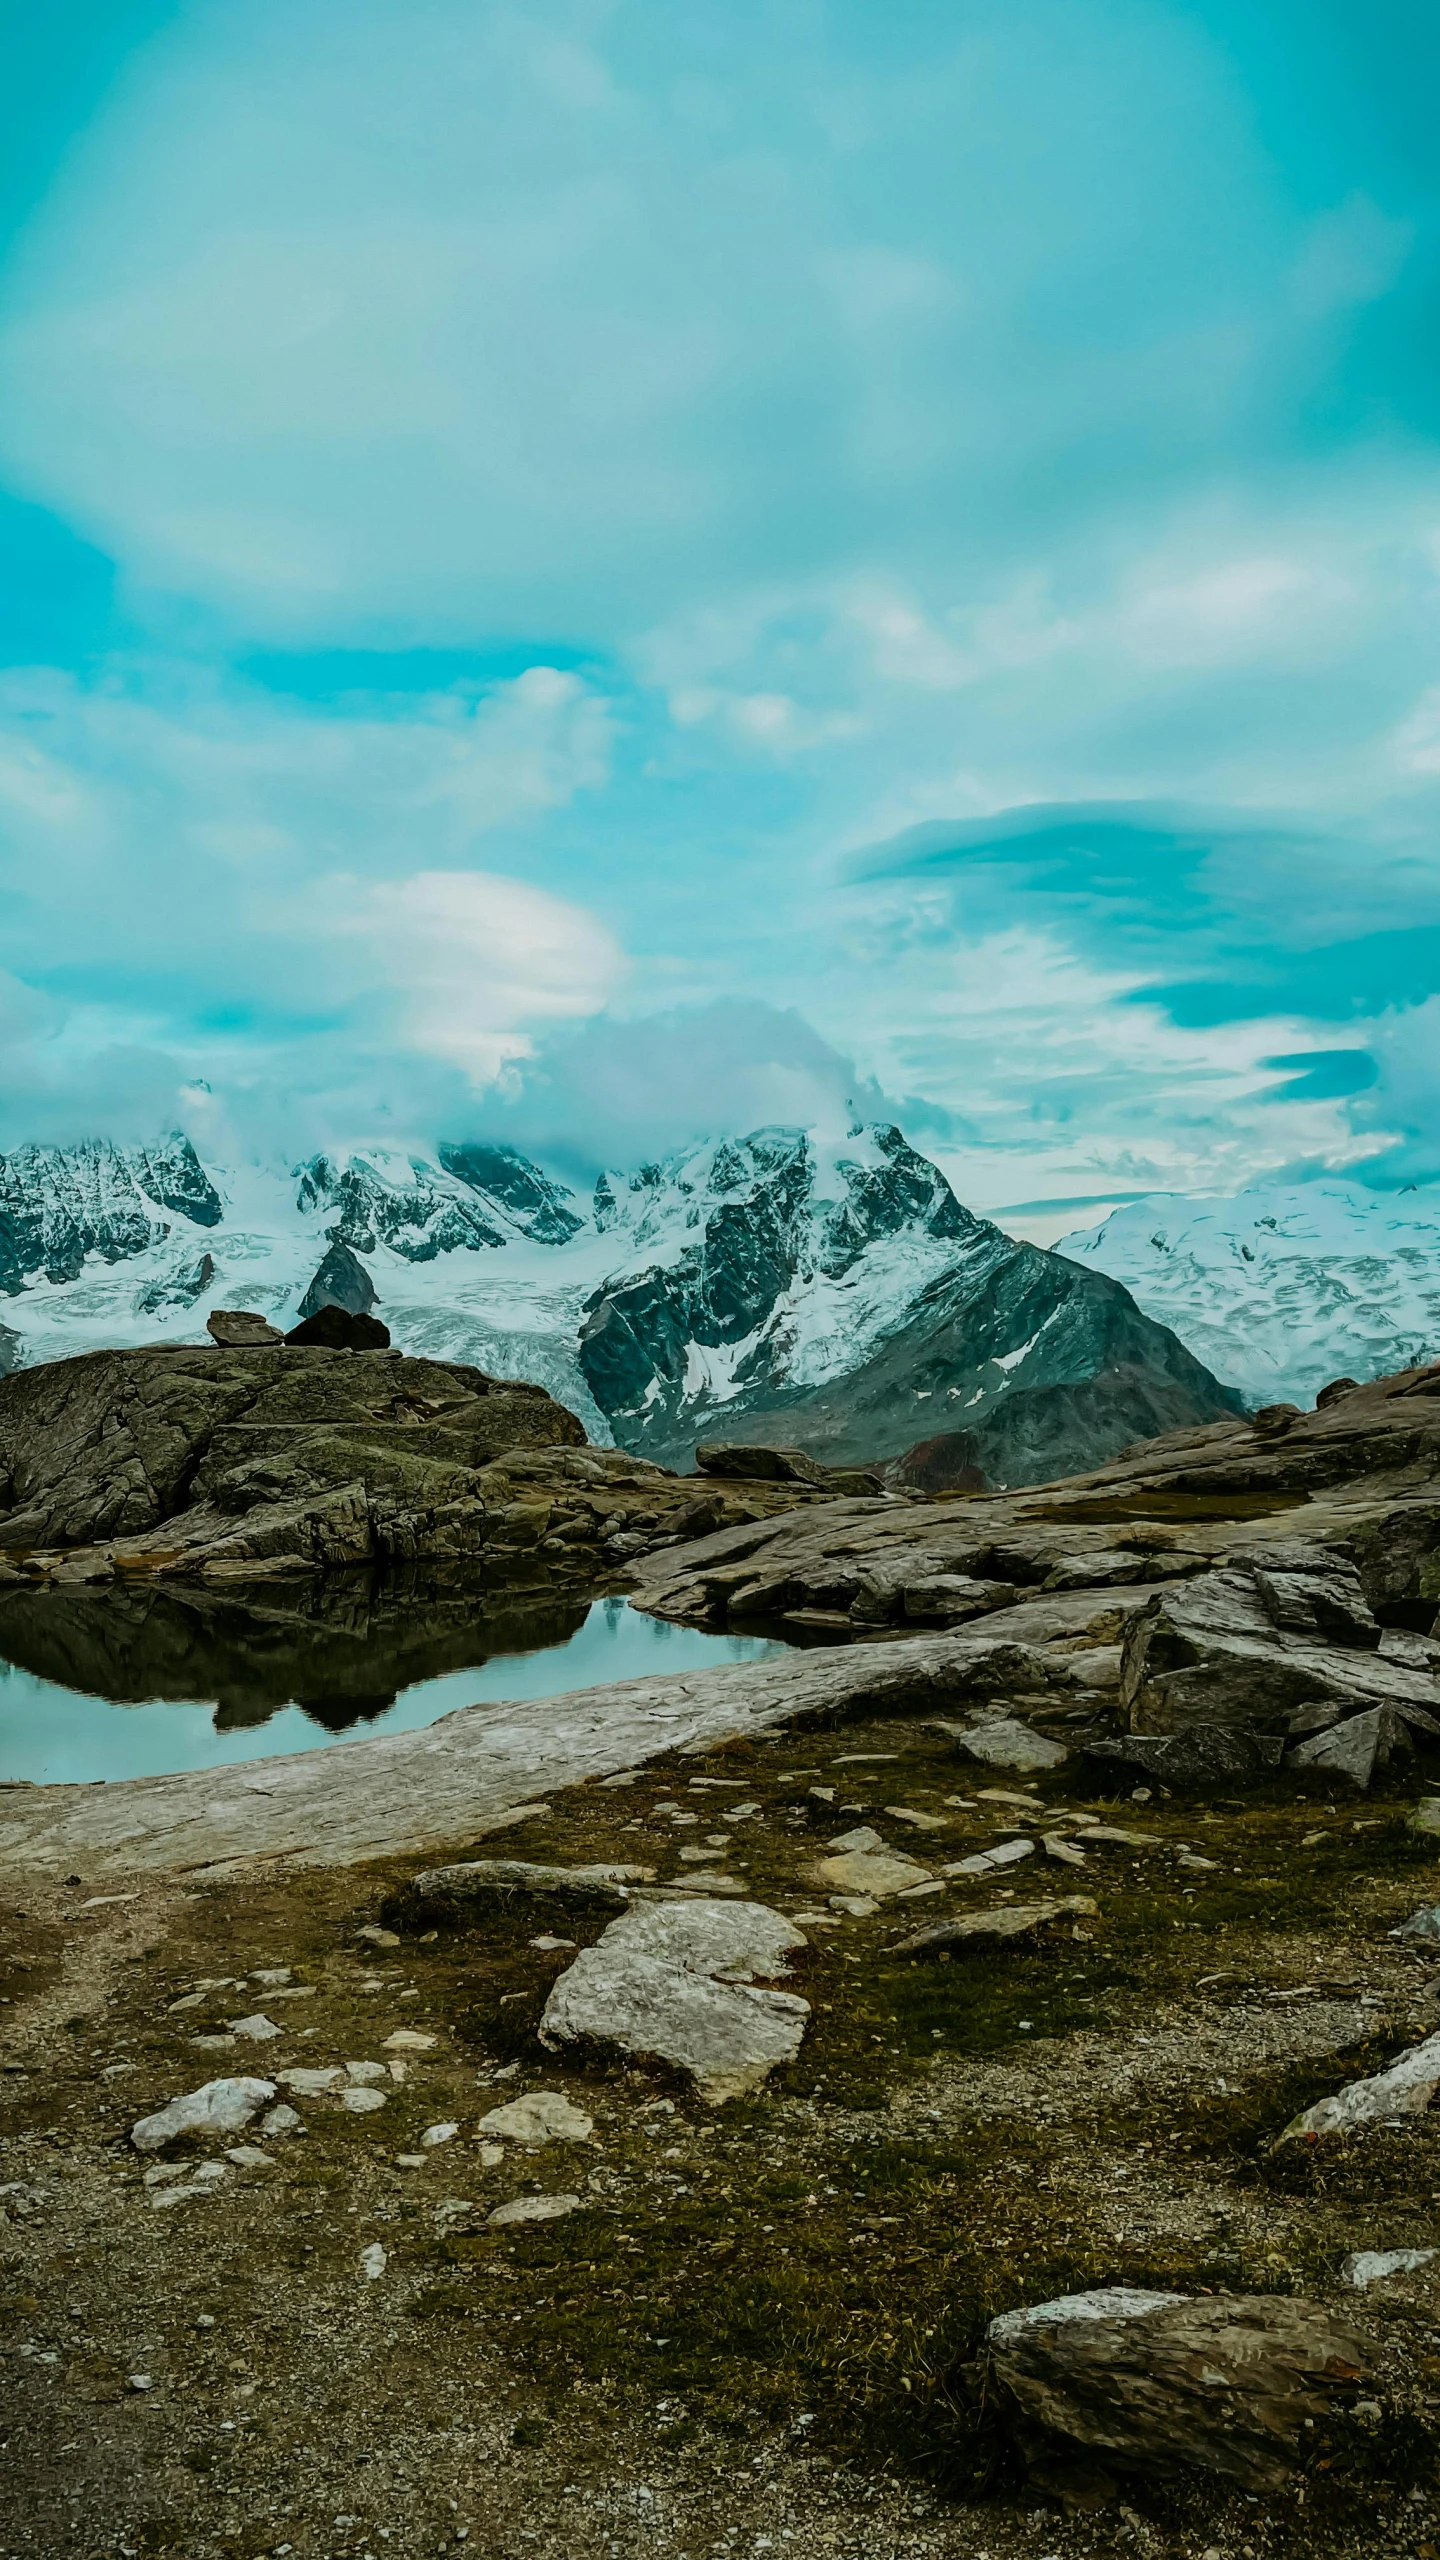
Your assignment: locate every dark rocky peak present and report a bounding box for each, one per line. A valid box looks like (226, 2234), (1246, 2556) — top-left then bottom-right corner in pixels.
(438, 1141), (582, 1244)
(0, 1132), (222, 1297)
(297, 1238), (377, 1322)
(295, 1151), (506, 1260)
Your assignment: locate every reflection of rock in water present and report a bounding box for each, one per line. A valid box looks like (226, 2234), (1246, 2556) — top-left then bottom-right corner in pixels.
(0, 1573), (591, 1735)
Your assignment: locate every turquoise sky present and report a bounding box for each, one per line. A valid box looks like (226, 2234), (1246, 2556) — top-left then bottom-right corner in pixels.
(2, 0), (1439, 1216)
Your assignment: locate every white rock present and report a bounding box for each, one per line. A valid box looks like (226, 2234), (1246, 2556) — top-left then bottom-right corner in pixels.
(383, 2030), (437, 2051)
(225, 2145), (275, 2169)
(250, 1969), (292, 1987)
(802, 1849), (932, 1898)
(361, 2242), (387, 2279)
(420, 2121), (459, 2148)
(1343, 2248), (1437, 2289)
(227, 2014), (282, 2042)
(1278, 2032), (1440, 2141)
(529, 1935), (576, 1951)
(540, 1899), (809, 2105)
(943, 1839), (1037, 1878)
(340, 2086), (388, 2114)
(131, 2077), (276, 2152)
(487, 2192), (582, 2227)
(826, 1824), (888, 1853)
(884, 1806), (950, 1831)
(477, 2142), (505, 2168)
(951, 1719), (1067, 1773)
(345, 2061), (387, 2086)
(277, 2066), (345, 2096)
(260, 2104), (302, 2135)
(143, 2162), (187, 2187)
(477, 2091), (594, 2147)
(988, 2285), (1185, 2345)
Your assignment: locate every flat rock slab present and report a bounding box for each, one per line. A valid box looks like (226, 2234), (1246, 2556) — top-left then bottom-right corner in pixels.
(892, 1895), (1098, 1955)
(400, 1859), (654, 1923)
(1344, 2248), (1437, 2289)
(941, 1716), (1068, 1772)
(487, 2192), (582, 2227)
(0, 1626), (1059, 1879)
(987, 2286), (1371, 2491)
(801, 1849), (933, 1898)
(540, 1898), (809, 2104)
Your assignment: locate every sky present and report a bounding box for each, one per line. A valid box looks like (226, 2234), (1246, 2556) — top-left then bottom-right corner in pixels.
(2, 0), (1440, 1226)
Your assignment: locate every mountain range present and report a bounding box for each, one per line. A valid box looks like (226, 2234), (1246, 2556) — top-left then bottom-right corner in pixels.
(0, 1122), (1242, 1486)
(1058, 1177), (1440, 1411)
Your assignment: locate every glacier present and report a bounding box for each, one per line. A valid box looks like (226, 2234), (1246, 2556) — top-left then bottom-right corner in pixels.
(1058, 1177), (1440, 1408)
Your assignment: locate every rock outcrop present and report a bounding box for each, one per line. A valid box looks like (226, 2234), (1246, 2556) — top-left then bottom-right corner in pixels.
(986, 2286), (1371, 2491)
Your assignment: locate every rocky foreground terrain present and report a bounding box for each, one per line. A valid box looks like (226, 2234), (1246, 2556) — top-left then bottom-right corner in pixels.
(8, 1367), (1440, 2556)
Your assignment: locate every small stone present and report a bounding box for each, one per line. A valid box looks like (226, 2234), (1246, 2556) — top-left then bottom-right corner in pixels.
(487, 2192), (582, 2227)
(126, 2373), (152, 2393)
(678, 1844), (722, 1863)
(421, 2121), (459, 2148)
(949, 1718), (1067, 1773)
(1395, 1905), (1440, 1941)
(394, 2154), (427, 2170)
(383, 2030), (438, 2051)
(477, 2143), (505, 2168)
(192, 2161), (227, 2183)
(1277, 2031), (1440, 2141)
(828, 1894), (880, 1916)
(826, 1824), (887, 1853)
(1343, 2248), (1437, 2289)
(250, 1968), (292, 1987)
(894, 1897), (1099, 1957)
(360, 2243), (387, 2280)
(196, 2314), (215, 2330)
(357, 1926), (401, 1948)
(131, 2077), (276, 2152)
(804, 1848), (933, 1898)
(260, 2104), (302, 2135)
(346, 2060), (387, 2086)
(884, 1806), (949, 1831)
(341, 2086), (388, 2114)
(477, 2092), (594, 2147)
(944, 1839), (1036, 1879)
(1411, 1798), (1440, 1839)
(144, 2162), (187, 2187)
(227, 2014), (282, 2042)
(1042, 1835), (1087, 1867)
(529, 1936), (576, 1952)
(278, 2067), (345, 2095)
(225, 2145), (275, 2169)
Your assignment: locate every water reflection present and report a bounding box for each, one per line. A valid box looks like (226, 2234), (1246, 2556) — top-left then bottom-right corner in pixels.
(0, 1574), (782, 1785)
(0, 1572), (590, 1734)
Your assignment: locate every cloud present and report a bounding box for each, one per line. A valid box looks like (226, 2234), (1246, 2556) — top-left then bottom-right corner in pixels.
(486, 1000), (897, 1179)
(0, 655), (621, 1146)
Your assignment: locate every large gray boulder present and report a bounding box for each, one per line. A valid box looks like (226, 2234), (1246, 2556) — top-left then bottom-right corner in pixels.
(540, 1898), (810, 2102)
(987, 2286), (1371, 2491)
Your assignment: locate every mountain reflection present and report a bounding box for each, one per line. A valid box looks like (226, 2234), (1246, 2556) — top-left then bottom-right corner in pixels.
(0, 1571), (590, 1734)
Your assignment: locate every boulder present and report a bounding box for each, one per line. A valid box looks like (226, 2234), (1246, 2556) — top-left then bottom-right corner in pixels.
(399, 1859), (653, 1925)
(1287, 1706), (1414, 1789)
(1277, 2030), (1440, 2141)
(540, 1898), (810, 2102)
(892, 1895), (1098, 1955)
(1392, 1903), (1440, 1942)
(131, 2076), (276, 2151)
(285, 1305), (391, 1350)
(1119, 1556), (1437, 1739)
(1083, 1728), (1286, 1788)
(296, 1239), (377, 1322)
(207, 1309), (283, 1347)
(986, 2286), (1370, 2491)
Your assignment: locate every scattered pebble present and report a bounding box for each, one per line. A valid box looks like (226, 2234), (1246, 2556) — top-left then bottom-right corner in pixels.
(360, 2243), (387, 2279)
(487, 2192), (582, 2228)
(340, 2086), (388, 2115)
(421, 2120), (459, 2148)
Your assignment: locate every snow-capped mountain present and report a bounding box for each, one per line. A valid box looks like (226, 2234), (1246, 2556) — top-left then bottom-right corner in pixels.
(1058, 1178), (1440, 1409)
(0, 1121), (1239, 1481)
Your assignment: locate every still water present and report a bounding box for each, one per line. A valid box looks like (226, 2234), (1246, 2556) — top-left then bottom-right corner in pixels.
(0, 1579), (781, 1785)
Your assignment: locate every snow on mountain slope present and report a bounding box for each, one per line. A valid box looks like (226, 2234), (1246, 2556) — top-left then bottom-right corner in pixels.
(1057, 1179), (1440, 1407)
(0, 1122), (1238, 1479)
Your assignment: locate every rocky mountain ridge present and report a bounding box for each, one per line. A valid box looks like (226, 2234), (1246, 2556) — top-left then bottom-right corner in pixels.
(0, 1122), (1239, 1487)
